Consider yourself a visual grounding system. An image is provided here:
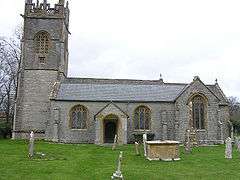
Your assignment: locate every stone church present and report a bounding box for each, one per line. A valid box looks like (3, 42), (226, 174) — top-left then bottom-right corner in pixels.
(13, 0), (230, 145)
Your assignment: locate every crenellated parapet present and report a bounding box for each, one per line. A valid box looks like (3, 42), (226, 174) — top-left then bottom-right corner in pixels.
(24, 0), (69, 19)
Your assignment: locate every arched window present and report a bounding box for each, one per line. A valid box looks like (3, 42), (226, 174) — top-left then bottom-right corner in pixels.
(134, 106), (151, 130)
(192, 95), (206, 129)
(35, 31), (50, 63)
(70, 105), (88, 129)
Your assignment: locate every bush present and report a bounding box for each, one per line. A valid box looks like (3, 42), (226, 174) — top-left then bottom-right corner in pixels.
(132, 132), (155, 143)
(0, 121), (11, 138)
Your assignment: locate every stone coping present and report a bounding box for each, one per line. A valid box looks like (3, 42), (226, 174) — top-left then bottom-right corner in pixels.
(146, 140), (180, 145)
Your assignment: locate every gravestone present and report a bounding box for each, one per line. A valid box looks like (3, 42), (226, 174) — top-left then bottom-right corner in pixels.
(238, 141), (240, 153)
(235, 137), (240, 152)
(52, 123), (59, 142)
(112, 135), (118, 150)
(225, 137), (232, 159)
(143, 133), (147, 157)
(29, 131), (35, 158)
(135, 142), (140, 156)
(111, 151), (124, 180)
(189, 127), (198, 147)
(184, 129), (191, 154)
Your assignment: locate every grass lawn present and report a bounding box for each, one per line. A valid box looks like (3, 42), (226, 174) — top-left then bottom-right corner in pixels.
(0, 140), (240, 180)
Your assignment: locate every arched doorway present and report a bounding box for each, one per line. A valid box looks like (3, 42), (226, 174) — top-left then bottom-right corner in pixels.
(104, 115), (118, 143)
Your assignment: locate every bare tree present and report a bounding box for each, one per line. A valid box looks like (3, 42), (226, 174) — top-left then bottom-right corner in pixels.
(0, 26), (22, 138)
(228, 97), (240, 115)
(228, 96), (240, 134)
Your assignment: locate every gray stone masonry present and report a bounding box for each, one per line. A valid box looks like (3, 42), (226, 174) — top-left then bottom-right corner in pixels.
(13, 0), (69, 139)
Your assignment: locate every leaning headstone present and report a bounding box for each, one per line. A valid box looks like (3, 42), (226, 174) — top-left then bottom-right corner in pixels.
(111, 151), (124, 180)
(29, 131), (35, 158)
(143, 133), (147, 157)
(112, 135), (118, 150)
(135, 142), (140, 156)
(225, 137), (232, 159)
(184, 129), (191, 154)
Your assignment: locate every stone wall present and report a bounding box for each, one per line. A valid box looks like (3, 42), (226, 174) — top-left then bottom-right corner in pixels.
(13, 1), (69, 139)
(14, 70), (58, 138)
(23, 17), (69, 75)
(175, 78), (228, 144)
(46, 101), (176, 143)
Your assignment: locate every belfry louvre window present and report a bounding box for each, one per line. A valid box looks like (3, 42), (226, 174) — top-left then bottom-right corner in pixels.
(35, 32), (50, 54)
(70, 105), (87, 129)
(192, 96), (205, 129)
(134, 106), (151, 130)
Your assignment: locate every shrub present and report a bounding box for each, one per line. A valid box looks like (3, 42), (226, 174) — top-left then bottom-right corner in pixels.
(0, 121), (11, 138)
(132, 132), (155, 143)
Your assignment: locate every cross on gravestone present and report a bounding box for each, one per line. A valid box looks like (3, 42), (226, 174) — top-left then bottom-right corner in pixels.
(143, 133), (147, 157)
(225, 137), (232, 159)
(112, 135), (118, 150)
(111, 151), (124, 180)
(29, 131), (35, 158)
(135, 142), (140, 156)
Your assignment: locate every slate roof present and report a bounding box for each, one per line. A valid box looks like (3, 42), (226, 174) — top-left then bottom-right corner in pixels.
(55, 78), (187, 102)
(207, 85), (229, 105)
(53, 78), (228, 104)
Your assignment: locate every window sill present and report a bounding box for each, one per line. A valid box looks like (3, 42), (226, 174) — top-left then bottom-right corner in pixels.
(70, 129), (87, 131)
(196, 129), (206, 132)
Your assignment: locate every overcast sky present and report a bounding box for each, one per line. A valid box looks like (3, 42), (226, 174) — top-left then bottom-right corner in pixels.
(0, 0), (240, 99)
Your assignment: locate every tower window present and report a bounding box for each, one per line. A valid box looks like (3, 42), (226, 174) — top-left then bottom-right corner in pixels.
(35, 31), (50, 54)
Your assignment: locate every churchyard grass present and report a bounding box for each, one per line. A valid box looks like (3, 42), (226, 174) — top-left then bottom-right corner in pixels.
(0, 139), (240, 180)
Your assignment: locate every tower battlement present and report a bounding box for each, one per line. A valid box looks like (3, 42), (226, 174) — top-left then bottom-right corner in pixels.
(25, 0), (69, 19)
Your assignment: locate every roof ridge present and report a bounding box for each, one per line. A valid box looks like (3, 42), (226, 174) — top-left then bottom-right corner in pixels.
(63, 77), (188, 86)
(66, 77), (160, 81)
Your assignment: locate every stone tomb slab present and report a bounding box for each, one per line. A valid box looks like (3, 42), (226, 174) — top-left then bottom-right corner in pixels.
(146, 140), (180, 161)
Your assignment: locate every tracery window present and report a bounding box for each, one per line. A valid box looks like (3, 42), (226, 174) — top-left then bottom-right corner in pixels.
(134, 106), (151, 130)
(70, 105), (87, 129)
(35, 31), (50, 55)
(192, 95), (206, 129)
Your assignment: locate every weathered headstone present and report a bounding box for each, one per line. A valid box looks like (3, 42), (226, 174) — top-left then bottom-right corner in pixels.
(235, 137), (240, 152)
(225, 137), (232, 159)
(52, 123), (59, 142)
(143, 133), (147, 157)
(189, 127), (198, 147)
(184, 129), (191, 154)
(29, 131), (35, 158)
(135, 142), (140, 156)
(112, 135), (118, 150)
(111, 151), (124, 180)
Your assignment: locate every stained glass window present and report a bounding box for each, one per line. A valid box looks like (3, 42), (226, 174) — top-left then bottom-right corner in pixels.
(70, 105), (87, 129)
(134, 106), (151, 130)
(192, 95), (205, 129)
